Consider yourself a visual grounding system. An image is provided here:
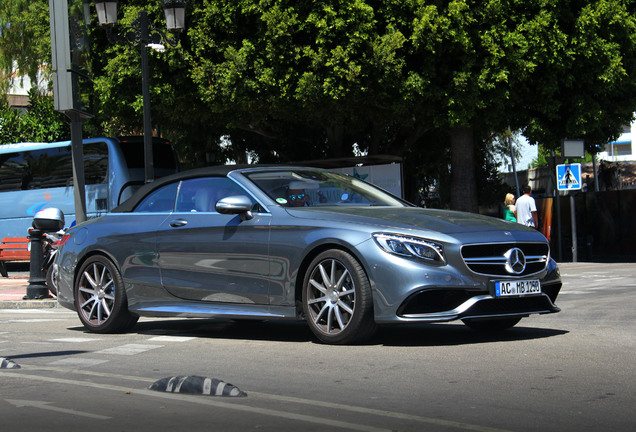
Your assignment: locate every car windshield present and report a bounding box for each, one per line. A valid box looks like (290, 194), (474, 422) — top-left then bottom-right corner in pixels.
(244, 169), (408, 207)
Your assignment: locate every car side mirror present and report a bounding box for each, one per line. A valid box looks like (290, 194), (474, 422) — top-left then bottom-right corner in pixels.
(215, 195), (254, 220)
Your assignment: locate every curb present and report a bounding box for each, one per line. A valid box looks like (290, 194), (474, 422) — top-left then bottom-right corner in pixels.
(0, 299), (60, 309)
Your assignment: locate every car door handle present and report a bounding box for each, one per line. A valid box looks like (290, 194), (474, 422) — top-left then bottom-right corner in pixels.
(169, 219), (188, 227)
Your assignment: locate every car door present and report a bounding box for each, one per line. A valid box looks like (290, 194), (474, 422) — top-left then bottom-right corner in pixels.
(156, 177), (271, 304)
(114, 181), (178, 295)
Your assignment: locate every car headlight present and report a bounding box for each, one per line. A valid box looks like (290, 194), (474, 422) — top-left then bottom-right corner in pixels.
(373, 233), (446, 265)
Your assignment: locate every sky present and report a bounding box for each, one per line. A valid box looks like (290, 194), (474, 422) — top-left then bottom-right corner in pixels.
(517, 136), (538, 170)
(499, 135), (538, 173)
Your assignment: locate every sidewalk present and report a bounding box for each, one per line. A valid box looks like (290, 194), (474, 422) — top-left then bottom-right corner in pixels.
(0, 274), (59, 309)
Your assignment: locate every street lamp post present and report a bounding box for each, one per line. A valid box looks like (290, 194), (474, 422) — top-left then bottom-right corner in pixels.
(94, 0), (187, 183)
(139, 10), (154, 184)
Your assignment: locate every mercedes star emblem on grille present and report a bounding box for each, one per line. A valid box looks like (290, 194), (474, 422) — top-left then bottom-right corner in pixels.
(504, 248), (526, 274)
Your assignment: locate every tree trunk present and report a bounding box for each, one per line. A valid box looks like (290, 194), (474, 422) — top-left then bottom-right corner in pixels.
(449, 127), (478, 213)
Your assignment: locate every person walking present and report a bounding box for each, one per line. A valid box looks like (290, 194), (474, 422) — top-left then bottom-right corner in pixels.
(515, 185), (538, 228)
(503, 193), (517, 222)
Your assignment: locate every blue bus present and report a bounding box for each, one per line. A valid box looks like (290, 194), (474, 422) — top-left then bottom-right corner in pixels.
(0, 136), (179, 237)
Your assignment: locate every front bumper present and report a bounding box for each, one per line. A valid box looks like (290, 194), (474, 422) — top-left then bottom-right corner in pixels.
(394, 277), (561, 320)
(368, 244), (562, 324)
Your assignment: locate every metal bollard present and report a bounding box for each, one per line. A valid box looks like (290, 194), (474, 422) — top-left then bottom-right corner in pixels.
(24, 229), (51, 300)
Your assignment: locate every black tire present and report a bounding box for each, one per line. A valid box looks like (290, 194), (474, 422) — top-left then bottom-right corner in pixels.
(462, 317), (521, 331)
(302, 250), (376, 344)
(45, 266), (57, 296)
(74, 256), (138, 333)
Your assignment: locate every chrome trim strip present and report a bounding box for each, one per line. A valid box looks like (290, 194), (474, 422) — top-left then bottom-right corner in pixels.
(463, 254), (548, 264)
(399, 293), (558, 321)
(132, 302), (296, 319)
(462, 250), (549, 276)
(400, 295), (492, 321)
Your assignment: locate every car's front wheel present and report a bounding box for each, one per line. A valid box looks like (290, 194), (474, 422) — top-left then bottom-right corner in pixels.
(462, 317), (521, 331)
(302, 250), (376, 344)
(75, 256), (138, 333)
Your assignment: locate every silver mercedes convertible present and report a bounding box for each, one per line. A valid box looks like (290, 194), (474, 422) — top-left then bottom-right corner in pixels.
(54, 165), (561, 344)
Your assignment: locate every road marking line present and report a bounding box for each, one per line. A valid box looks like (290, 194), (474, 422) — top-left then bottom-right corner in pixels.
(51, 338), (98, 343)
(148, 336), (195, 342)
(0, 309), (73, 314)
(0, 319), (66, 324)
(247, 391), (513, 432)
(6, 399), (110, 419)
(10, 366), (513, 432)
(95, 344), (163, 355)
(50, 358), (109, 367)
(0, 372), (389, 432)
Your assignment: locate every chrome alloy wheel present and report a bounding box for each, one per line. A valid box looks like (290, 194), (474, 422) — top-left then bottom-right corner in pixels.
(306, 258), (356, 336)
(304, 249), (375, 344)
(74, 256), (137, 334)
(77, 261), (116, 327)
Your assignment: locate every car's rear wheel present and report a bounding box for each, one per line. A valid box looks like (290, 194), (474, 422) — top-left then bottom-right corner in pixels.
(462, 317), (521, 331)
(302, 250), (376, 344)
(75, 256), (138, 333)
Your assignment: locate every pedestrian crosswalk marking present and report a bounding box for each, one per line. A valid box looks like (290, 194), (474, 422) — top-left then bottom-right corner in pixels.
(148, 336), (195, 342)
(96, 344), (163, 355)
(51, 338), (98, 343)
(50, 358), (109, 367)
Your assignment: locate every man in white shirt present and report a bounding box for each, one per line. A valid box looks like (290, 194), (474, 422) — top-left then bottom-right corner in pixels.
(515, 185), (538, 228)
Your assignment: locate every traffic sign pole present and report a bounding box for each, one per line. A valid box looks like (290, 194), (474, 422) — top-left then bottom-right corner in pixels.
(555, 162), (582, 262)
(570, 194), (577, 263)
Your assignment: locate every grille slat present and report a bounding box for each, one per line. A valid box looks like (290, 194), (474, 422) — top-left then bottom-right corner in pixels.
(461, 242), (549, 276)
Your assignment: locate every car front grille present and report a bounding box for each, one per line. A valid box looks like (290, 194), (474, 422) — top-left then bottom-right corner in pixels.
(461, 242), (549, 276)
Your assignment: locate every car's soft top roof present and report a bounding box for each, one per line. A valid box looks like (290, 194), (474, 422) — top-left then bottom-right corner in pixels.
(112, 164), (309, 212)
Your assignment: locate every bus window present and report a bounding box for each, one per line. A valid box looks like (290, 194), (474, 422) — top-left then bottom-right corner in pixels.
(84, 143), (109, 186)
(0, 137), (178, 237)
(0, 147), (74, 191)
(0, 142), (108, 192)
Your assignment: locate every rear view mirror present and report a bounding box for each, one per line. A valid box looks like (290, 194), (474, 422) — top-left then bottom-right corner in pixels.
(215, 195), (254, 220)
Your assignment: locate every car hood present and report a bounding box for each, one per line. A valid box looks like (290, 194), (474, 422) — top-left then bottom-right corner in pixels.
(284, 206), (534, 235)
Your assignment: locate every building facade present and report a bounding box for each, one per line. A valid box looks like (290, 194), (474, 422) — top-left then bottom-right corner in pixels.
(598, 121), (635, 162)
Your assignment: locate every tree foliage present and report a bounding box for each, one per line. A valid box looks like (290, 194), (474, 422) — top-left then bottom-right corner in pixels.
(184, 0), (636, 209)
(0, 1), (51, 95)
(0, 89), (69, 144)
(2, 1), (636, 210)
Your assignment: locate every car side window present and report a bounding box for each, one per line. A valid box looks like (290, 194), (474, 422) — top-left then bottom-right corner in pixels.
(175, 177), (255, 213)
(134, 182), (178, 213)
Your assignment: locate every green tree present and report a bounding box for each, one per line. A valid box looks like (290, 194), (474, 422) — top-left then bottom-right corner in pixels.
(0, 89), (68, 144)
(3, 1), (636, 210)
(186, 0), (636, 210)
(0, 1), (51, 95)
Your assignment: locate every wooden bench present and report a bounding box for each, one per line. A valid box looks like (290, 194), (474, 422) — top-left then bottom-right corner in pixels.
(0, 237), (30, 277)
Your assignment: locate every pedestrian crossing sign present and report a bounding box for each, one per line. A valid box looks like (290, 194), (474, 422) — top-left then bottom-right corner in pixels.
(556, 163), (582, 191)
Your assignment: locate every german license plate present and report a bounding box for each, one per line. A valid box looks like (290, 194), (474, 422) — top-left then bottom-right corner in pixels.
(495, 280), (541, 297)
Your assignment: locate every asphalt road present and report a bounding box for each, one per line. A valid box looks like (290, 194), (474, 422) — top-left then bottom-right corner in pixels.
(1, 262), (634, 432)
